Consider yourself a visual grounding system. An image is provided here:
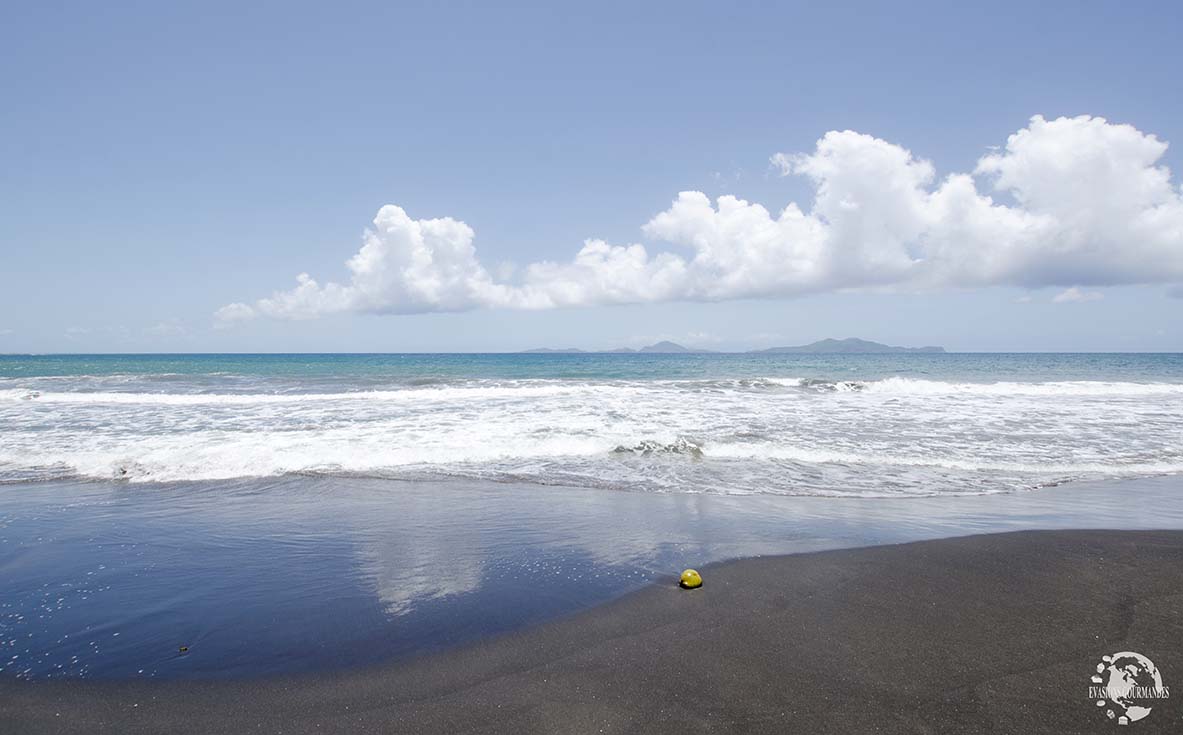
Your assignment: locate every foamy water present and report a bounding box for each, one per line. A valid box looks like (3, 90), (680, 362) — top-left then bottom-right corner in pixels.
(2, 353), (1180, 496)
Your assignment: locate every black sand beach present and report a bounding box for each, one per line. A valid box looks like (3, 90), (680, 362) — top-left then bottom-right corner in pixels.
(4, 529), (1182, 734)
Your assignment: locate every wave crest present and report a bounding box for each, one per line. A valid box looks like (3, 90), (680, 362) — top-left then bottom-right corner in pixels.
(612, 437), (704, 458)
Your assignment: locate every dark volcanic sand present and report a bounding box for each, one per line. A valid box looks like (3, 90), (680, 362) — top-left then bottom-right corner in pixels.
(3, 529), (1183, 734)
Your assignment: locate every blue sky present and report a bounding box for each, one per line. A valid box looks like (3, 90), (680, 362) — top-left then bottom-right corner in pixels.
(2, 0), (1182, 352)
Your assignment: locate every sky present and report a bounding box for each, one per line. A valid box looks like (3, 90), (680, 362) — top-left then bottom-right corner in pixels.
(2, 0), (1182, 353)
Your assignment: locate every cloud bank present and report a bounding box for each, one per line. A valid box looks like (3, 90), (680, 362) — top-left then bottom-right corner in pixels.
(217, 115), (1183, 323)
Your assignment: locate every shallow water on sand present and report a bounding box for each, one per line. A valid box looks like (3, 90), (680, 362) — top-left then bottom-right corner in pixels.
(1, 474), (1180, 680)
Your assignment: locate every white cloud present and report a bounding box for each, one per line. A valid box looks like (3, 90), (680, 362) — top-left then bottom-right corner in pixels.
(218, 115), (1183, 323)
(1052, 287), (1104, 303)
(145, 319), (187, 337)
(0, 328), (13, 336)
(213, 302), (259, 327)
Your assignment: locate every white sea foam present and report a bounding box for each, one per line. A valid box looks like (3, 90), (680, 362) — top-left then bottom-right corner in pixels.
(0, 384), (597, 405)
(5, 376), (1181, 405)
(859, 377), (1183, 396)
(2, 373), (1181, 496)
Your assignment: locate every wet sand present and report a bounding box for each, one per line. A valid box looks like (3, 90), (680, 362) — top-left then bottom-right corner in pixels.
(4, 529), (1183, 733)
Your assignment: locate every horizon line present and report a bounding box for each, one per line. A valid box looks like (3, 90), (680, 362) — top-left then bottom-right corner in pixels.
(3, 350), (1182, 357)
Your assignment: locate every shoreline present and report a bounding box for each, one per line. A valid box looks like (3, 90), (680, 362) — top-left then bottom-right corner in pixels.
(4, 474), (1183, 681)
(5, 529), (1183, 733)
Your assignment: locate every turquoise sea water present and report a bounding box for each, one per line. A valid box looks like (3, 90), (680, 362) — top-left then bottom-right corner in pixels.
(4, 351), (1183, 383)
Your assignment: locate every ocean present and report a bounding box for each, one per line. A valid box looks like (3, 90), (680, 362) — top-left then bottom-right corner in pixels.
(2, 352), (1182, 496)
(2, 353), (1182, 680)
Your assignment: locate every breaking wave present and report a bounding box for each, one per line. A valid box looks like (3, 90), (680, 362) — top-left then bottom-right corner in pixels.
(2, 368), (1182, 496)
(612, 437), (705, 458)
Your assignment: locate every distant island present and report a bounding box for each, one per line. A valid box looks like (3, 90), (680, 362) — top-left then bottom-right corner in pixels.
(753, 338), (945, 354)
(522, 340), (713, 354)
(523, 338), (944, 354)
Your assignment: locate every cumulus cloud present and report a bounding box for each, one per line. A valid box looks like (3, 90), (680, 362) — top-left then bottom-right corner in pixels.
(1052, 287), (1104, 303)
(144, 319), (187, 337)
(218, 115), (1183, 323)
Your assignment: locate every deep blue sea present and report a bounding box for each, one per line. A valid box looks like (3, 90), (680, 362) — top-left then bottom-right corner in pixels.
(2, 353), (1182, 681)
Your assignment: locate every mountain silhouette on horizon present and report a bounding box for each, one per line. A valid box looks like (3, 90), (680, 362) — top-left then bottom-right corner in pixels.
(522, 337), (943, 354)
(753, 338), (945, 354)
